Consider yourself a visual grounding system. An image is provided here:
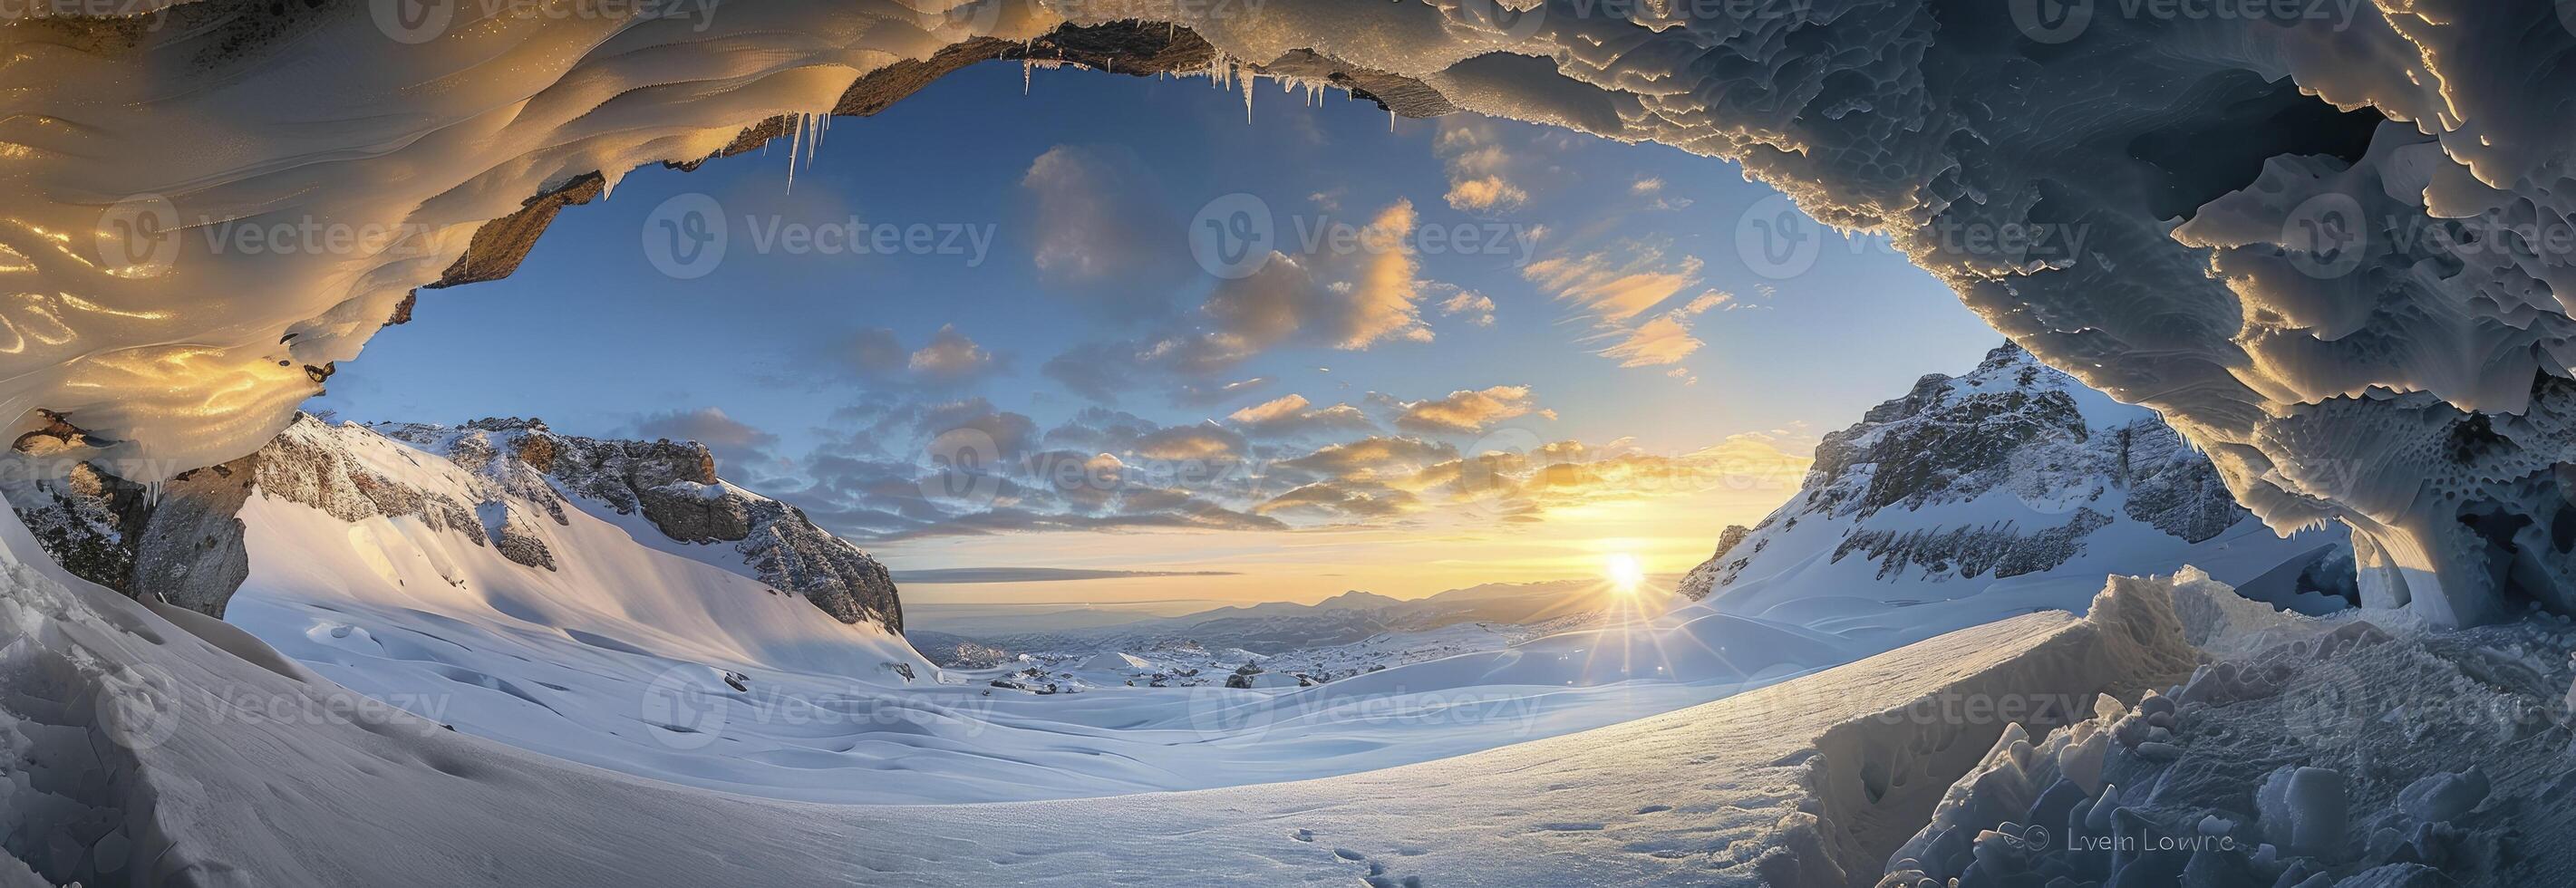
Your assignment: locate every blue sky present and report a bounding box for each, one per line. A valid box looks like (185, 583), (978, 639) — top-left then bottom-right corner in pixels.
(317, 62), (1999, 603)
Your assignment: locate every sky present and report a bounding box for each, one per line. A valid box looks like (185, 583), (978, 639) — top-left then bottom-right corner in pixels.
(315, 61), (2000, 606)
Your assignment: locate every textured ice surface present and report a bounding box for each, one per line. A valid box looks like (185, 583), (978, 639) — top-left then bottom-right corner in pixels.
(12, 1), (2576, 622)
(1880, 571), (2576, 887)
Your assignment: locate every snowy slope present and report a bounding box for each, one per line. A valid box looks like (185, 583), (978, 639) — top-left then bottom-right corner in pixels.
(0, 498), (2212, 887)
(1679, 343), (2350, 650)
(9, 417), (1838, 804)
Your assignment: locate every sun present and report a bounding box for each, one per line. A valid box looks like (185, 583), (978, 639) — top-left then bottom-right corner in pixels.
(1604, 553), (1646, 593)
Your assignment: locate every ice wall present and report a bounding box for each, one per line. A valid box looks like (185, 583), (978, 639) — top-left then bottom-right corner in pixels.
(7, 0), (2576, 623)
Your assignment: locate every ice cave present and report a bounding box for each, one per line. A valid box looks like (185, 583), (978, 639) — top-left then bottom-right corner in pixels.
(5, 0), (2576, 885)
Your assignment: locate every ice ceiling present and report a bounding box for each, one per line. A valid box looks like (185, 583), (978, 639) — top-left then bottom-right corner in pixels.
(5, 0), (2576, 625)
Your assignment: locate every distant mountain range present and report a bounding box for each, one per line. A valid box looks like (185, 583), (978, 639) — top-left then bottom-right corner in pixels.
(910, 578), (1654, 666)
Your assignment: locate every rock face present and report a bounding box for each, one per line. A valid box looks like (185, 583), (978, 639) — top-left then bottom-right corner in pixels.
(6, 414), (901, 633)
(1679, 344), (2346, 604)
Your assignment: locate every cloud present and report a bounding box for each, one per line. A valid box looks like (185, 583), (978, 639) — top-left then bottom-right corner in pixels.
(1275, 435), (1458, 480)
(1174, 377), (1274, 407)
(905, 324), (999, 381)
(1525, 243), (1740, 378)
(780, 390), (1815, 541)
(1227, 393), (1375, 439)
(1021, 144), (1193, 318)
(1048, 200), (1438, 405)
(1427, 283), (1496, 327)
(915, 398), (1039, 458)
(1254, 479), (1419, 520)
(1390, 385), (1553, 434)
(1599, 314), (1700, 367)
(782, 403), (1288, 542)
(837, 325), (1004, 389)
(1132, 422), (1249, 462)
(1524, 244), (1705, 323)
(1631, 178), (1663, 195)
(1204, 199), (1432, 352)
(1437, 119), (1531, 214)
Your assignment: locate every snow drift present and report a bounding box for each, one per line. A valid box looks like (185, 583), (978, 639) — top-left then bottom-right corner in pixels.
(0, 493), (2207, 886)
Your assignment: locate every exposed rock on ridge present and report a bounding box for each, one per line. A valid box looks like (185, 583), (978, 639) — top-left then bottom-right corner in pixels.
(6, 414), (900, 632)
(1680, 344), (2331, 601)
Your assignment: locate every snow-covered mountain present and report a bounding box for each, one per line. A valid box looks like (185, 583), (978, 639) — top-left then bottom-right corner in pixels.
(1679, 343), (2352, 647)
(8, 414), (902, 634)
(933, 580), (1636, 665)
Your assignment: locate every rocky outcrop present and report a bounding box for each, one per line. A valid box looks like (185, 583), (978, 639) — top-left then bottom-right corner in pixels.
(5, 414), (260, 617)
(8, 414), (900, 632)
(416, 418), (902, 632)
(1680, 344), (2332, 601)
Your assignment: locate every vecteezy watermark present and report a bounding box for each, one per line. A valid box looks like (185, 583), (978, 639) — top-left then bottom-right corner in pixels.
(917, 427), (1262, 508)
(641, 666), (730, 749)
(641, 192), (994, 280)
(1180, 684), (1550, 744)
(639, 667), (1005, 749)
(643, 192), (727, 279)
(1736, 192), (1822, 280)
(93, 664), (183, 751)
(2281, 192), (2367, 279)
(1186, 192), (1543, 280)
(1734, 193), (2094, 279)
(93, 666), (464, 752)
(919, 427), (1011, 506)
(96, 194), (181, 279)
(96, 193), (438, 279)
(1453, 0), (1549, 42)
(371, 0), (717, 44)
(2010, 0), (2371, 43)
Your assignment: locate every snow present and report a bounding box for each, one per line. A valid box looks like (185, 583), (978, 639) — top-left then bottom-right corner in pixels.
(179, 421), (1856, 804)
(0, 494), (2209, 886)
(1879, 571), (2576, 887)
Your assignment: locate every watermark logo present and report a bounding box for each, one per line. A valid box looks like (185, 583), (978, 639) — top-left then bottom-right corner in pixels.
(643, 192), (729, 280)
(96, 193), (180, 279)
(922, 427), (1008, 506)
(1996, 823), (2050, 853)
(371, 0), (454, 43)
(2282, 192), (2366, 279)
(1190, 192), (1276, 279)
(95, 663), (183, 751)
(1736, 192), (1820, 280)
(640, 666), (728, 749)
(1456, 0), (1548, 43)
(913, 0), (1005, 34)
(2010, 0), (2093, 43)
(1454, 426), (1543, 517)
(1181, 683), (1278, 742)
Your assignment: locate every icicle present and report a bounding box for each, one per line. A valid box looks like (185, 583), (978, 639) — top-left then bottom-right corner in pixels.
(1242, 72), (1254, 124)
(784, 112), (803, 195)
(1024, 58), (1033, 95)
(1389, 107), (1397, 131)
